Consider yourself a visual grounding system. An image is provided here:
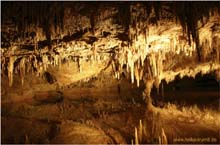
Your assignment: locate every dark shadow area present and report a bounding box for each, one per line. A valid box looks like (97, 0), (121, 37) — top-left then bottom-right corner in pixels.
(151, 72), (220, 110)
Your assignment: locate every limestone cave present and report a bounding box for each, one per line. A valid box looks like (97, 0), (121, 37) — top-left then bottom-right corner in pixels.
(1, 1), (220, 144)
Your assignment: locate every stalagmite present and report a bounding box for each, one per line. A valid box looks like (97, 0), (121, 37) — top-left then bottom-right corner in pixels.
(139, 120), (143, 143)
(1, 3), (220, 144)
(0, 2), (219, 106)
(161, 128), (167, 144)
(135, 127), (139, 145)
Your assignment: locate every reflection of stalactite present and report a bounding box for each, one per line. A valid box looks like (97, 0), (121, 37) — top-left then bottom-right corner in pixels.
(1, 57), (6, 76)
(143, 79), (154, 109)
(37, 62), (44, 77)
(42, 55), (48, 70)
(33, 55), (38, 73)
(27, 56), (33, 74)
(19, 57), (26, 87)
(8, 56), (16, 87)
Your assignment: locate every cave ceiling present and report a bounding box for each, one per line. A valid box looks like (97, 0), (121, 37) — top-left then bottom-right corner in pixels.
(1, 1), (220, 88)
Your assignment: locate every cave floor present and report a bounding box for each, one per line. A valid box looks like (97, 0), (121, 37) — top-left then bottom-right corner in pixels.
(1, 88), (220, 144)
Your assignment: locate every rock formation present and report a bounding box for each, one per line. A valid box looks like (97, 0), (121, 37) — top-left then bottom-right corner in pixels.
(1, 2), (220, 105)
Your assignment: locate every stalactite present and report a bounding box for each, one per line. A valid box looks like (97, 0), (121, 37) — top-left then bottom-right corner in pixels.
(126, 49), (135, 84)
(112, 61), (116, 78)
(1, 2), (220, 96)
(140, 49), (145, 67)
(150, 53), (157, 77)
(54, 54), (59, 66)
(130, 61), (134, 84)
(154, 77), (160, 94)
(134, 63), (140, 87)
(156, 52), (163, 84)
(78, 57), (82, 73)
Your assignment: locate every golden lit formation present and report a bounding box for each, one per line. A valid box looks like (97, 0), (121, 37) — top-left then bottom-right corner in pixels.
(1, 2), (220, 144)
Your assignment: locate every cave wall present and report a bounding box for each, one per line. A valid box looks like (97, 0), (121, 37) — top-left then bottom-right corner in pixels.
(1, 2), (220, 98)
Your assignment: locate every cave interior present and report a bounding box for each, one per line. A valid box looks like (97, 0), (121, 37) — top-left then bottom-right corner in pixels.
(1, 1), (220, 144)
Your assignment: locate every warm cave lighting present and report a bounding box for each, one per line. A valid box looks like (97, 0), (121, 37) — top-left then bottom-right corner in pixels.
(1, 1), (220, 144)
